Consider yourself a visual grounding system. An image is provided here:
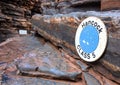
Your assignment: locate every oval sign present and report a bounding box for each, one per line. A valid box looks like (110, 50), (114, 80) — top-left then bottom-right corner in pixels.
(75, 17), (107, 62)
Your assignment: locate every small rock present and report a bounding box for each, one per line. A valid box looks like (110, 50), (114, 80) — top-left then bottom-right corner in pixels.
(83, 72), (101, 85)
(57, 1), (71, 8)
(76, 61), (89, 71)
(42, 8), (58, 15)
(0, 62), (7, 70)
(102, 77), (119, 85)
(1, 74), (11, 84)
(12, 18), (27, 22)
(0, 13), (11, 22)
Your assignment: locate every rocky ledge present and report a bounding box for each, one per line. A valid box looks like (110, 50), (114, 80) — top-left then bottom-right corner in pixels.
(0, 35), (118, 85)
(0, 0), (120, 85)
(31, 11), (120, 84)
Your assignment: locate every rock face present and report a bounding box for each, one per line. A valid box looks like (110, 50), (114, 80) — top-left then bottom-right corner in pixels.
(0, 1), (32, 43)
(2, 75), (82, 85)
(17, 38), (82, 81)
(0, 1), (31, 29)
(0, 35), (85, 85)
(0, 35), (118, 85)
(31, 11), (120, 84)
(0, 0), (100, 42)
(0, 0), (120, 85)
(101, 0), (120, 10)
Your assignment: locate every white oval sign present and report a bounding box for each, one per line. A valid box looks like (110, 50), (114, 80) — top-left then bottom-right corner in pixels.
(75, 17), (107, 62)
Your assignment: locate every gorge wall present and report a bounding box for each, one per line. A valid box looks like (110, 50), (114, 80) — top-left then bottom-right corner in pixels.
(0, 0), (120, 85)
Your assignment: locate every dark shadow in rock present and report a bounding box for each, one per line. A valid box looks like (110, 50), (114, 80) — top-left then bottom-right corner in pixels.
(1, 74), (11, 83)
(0, 29), (13, 43)
(70, 1), (100, 11)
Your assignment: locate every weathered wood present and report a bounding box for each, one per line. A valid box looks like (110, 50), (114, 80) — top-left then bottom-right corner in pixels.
(101, 0), (120, 10)
(31, 11), (120, 84)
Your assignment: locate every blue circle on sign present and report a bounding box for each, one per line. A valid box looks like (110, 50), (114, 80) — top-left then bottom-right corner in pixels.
(80, 25), (99, 53)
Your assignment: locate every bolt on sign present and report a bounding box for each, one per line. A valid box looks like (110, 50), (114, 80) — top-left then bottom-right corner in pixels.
(75, 17), (107, 62)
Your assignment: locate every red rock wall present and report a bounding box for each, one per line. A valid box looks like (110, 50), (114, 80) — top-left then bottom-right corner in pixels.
(101, 0), (120, 10)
